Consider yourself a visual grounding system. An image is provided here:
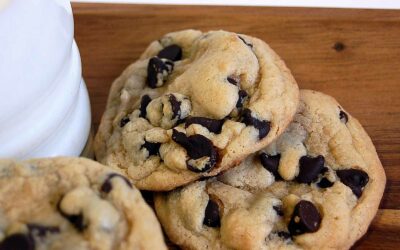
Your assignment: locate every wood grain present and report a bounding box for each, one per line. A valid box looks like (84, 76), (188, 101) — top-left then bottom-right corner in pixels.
(72, 3), (400, 249)
(352, 209), (400, 249)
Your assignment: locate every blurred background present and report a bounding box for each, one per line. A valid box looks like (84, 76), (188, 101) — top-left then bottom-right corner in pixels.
(71, 0), (400, 9)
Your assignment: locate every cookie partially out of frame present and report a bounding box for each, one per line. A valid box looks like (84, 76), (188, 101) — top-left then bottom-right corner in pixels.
(0, 157), (166, 250)
(94, 29), (299, 191)
(154, 90), (385, 250)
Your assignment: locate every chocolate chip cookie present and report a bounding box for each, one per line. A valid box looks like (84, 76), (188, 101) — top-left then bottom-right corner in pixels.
(0, 157), (166, 250)
(154, 90), (385, 249)
(94, 29), (299, 190)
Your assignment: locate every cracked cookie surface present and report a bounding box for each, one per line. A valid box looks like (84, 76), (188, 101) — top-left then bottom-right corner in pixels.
(0, 157), (166, 250)
(154, 90), (385, 250)
(94, 29), (299, 191)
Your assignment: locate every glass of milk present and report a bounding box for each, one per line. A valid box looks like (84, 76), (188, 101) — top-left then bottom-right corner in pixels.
(0, 0), (92, 159)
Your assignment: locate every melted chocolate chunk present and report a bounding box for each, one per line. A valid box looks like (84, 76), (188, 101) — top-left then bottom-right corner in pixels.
(147, 57), (173, 88)
(336, 169), (369, 198)
(296, 155), (325, 184)
(277, 231), (291, 240)
(141, 141), (161, 156)
(339, 110), (348, 124)
(101, 173), (133, 194)
(67, 214), (85, 231)
(157, 44), (182, 61)
(241, 109), (270, 139)
(169, 94), (181, 119)
(119, 116), (130, 128)
(236, 90), (248, 108)
(227, 75), (240, 86)
(0, 234), (34, 250)
(57, 200), (86, 232)
(185, 117), (224, 134)
(139, 95), (152, 118)
(273, 205), (284, 216)
(259, 153), (282, 180)
(317, 177), (334, 188)
(172, 129), (217, 172)
(27, 224), (60, 238)
(288, 200), (321, 236)
(203, 199), (220, 227)
(238, 36), (253, 48)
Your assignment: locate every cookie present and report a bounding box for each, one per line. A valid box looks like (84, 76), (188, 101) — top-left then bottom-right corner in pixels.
(154, 90), (386, 249)
(0, 157), (166, 250)
(94, 29), (299, 190)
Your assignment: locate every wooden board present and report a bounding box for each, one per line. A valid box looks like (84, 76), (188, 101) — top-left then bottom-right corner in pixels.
(72, 3), (400, 249)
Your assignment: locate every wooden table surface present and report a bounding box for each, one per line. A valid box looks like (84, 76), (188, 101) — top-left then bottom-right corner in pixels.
(72, 3), (400, 249)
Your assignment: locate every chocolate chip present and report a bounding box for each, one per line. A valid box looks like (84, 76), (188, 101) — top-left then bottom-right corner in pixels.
(27, 224), (60, 237)
(68, 214), (85, 231)
(277, 231), (291, 240)
(339, 110), (348, 124)
(101, 173), (133, 194)
(317, 177), (334, 188)
(119, 116), (130, 127)
(157, 44), (182, 61)
(259, 153), (282, 180)
(288, 200), (321, 236)
(185, 117), (224, 134)
(0, 234), (34, 250)
(101, 182), (112, 194)
(296, 155), (325, 184)
(238, 36), (253, 48)
(336, 169), (369, 198)
(171, 130), (215, 159)
(141, 140), (161, 156)
(169, 94), (181, 119)
(241, 109), (270, 139)
(139, 95), (152, 118)
(236, 90), (248, 108)
(172, 129), (217, 172)
(273, 205), (284, 216)
(203, 199), (220, 227)
(147, 57), (173, 88)
(227, 75), (240, 86)
(57, 199), (86, 231)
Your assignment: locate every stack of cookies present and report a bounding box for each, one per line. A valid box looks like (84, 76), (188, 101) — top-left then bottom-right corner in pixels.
(0, 30), (386, 250)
